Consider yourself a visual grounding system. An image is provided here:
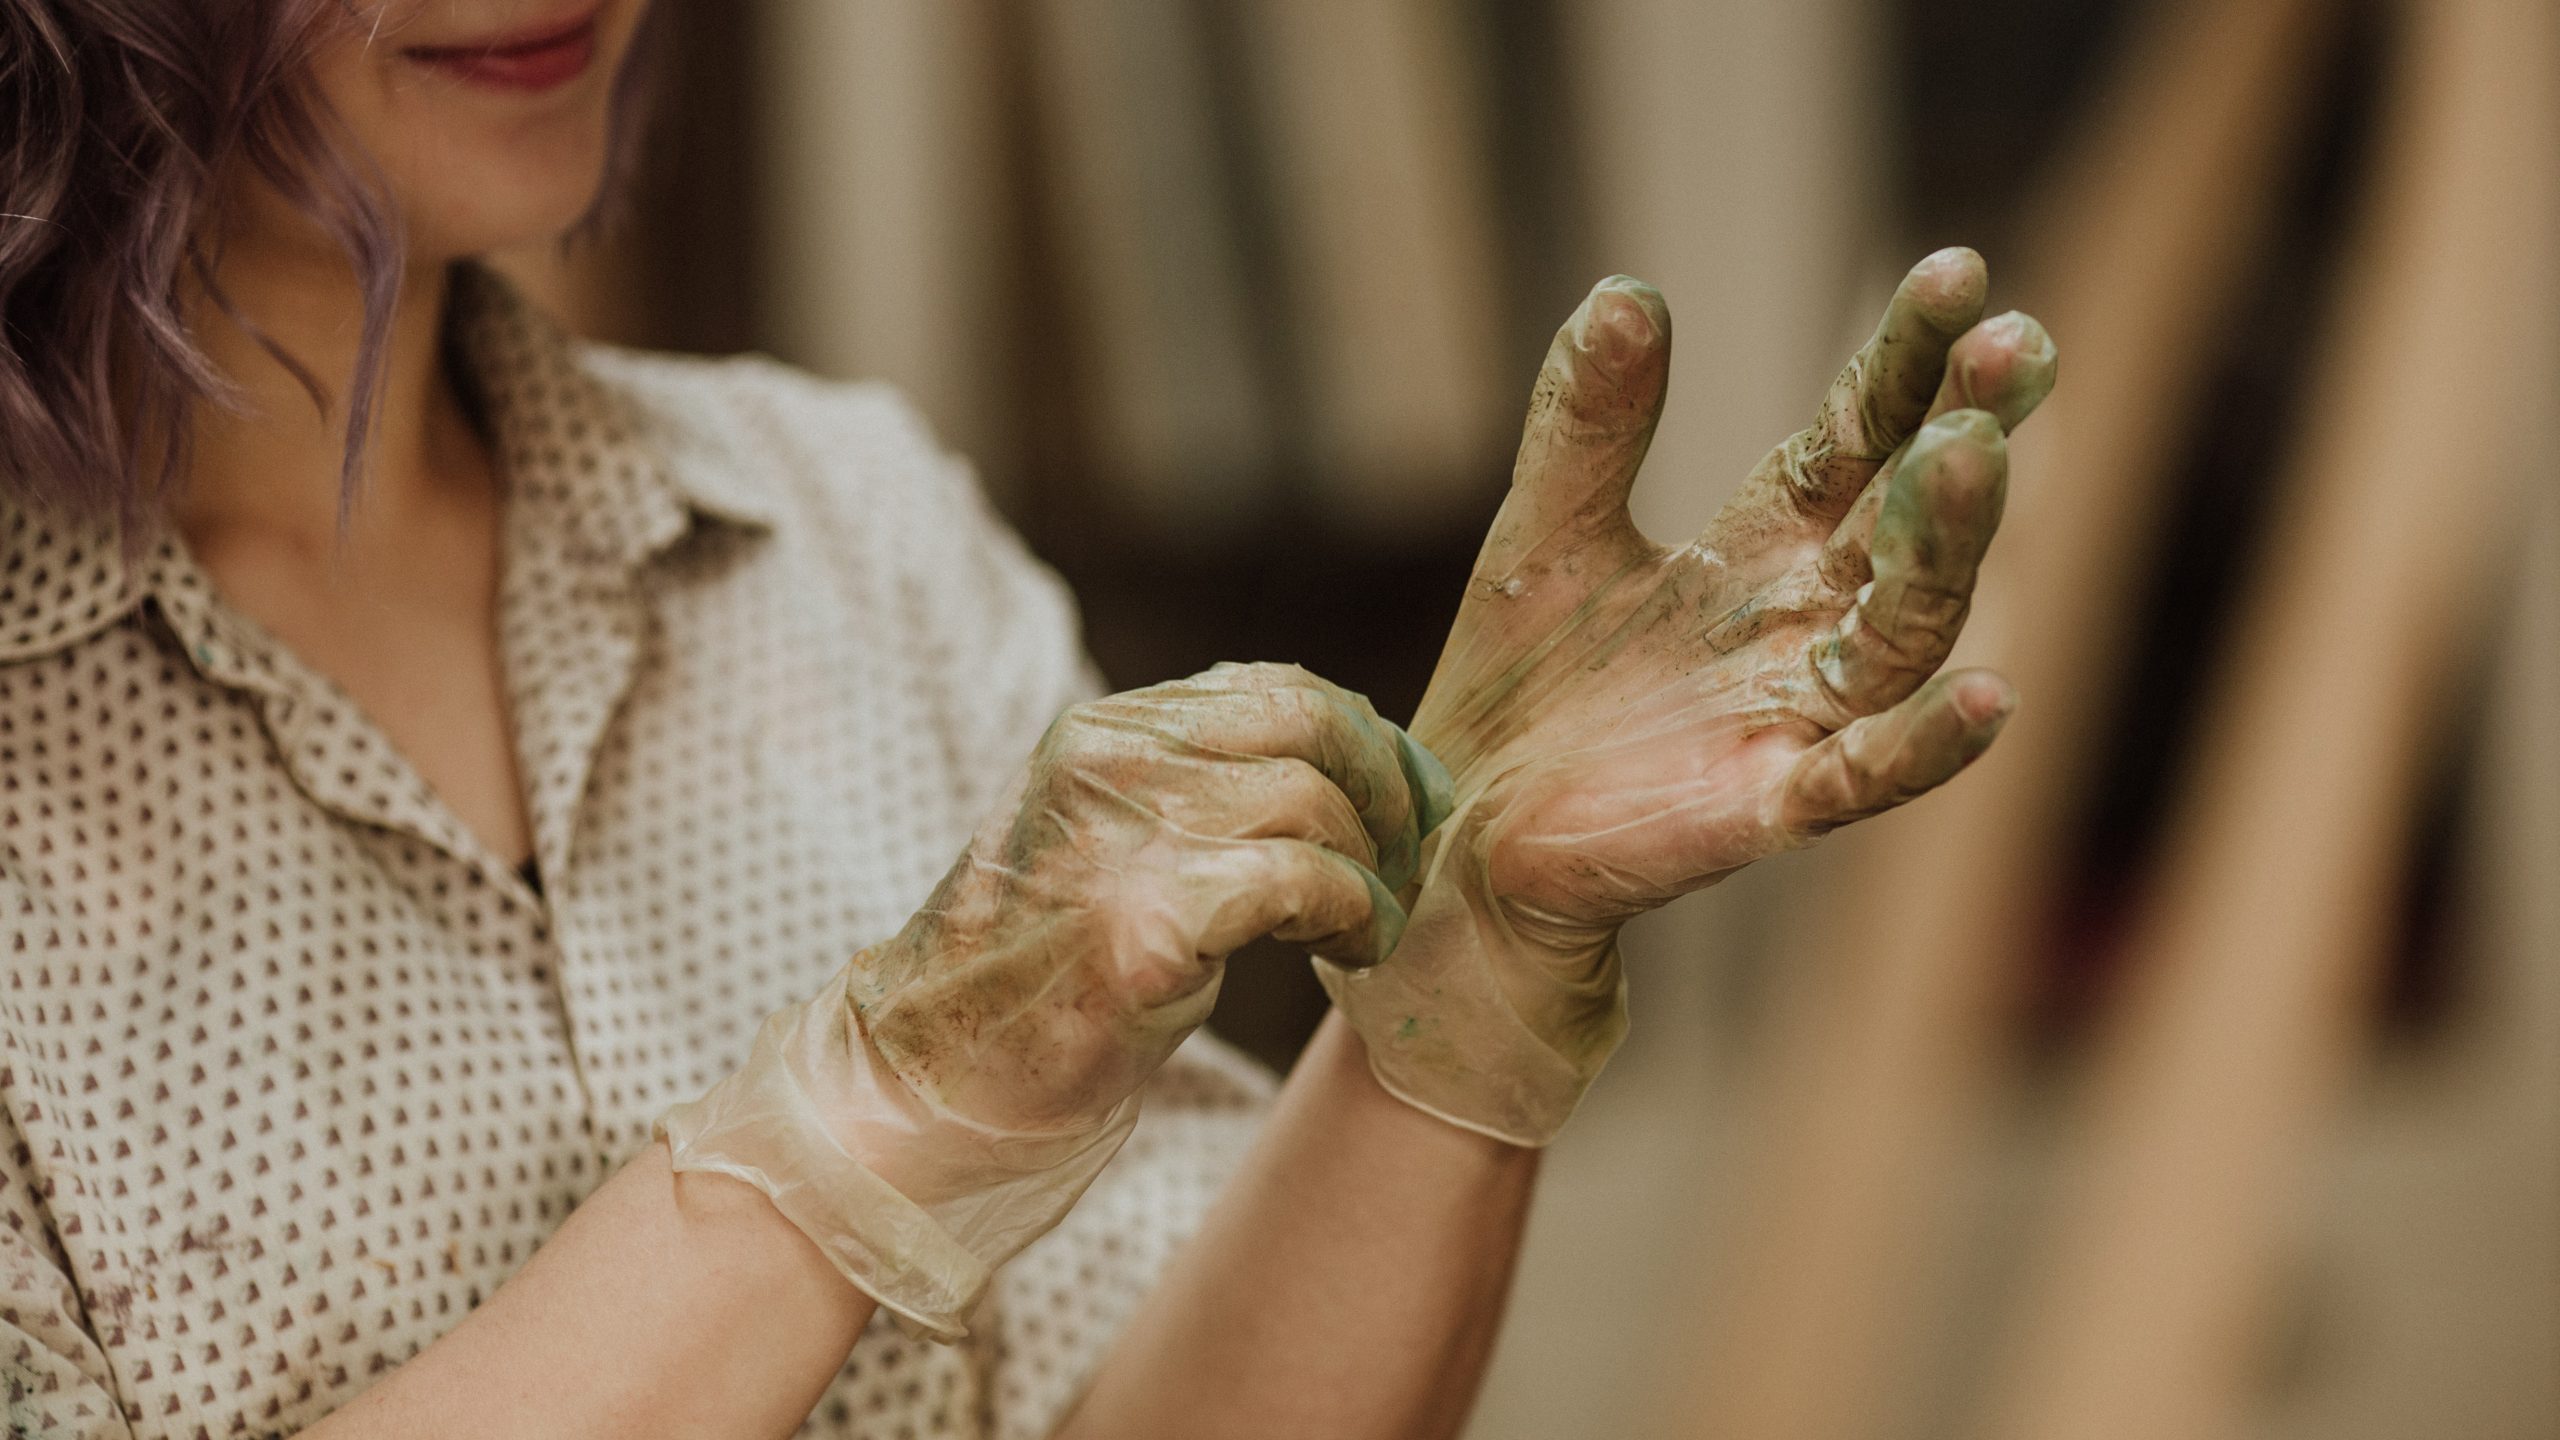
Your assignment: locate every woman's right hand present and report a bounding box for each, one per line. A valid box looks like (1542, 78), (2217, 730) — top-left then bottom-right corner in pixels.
(658, 662), (1450, 1339)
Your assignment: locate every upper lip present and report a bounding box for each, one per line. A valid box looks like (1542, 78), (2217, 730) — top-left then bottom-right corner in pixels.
(399, 4), (602, 57)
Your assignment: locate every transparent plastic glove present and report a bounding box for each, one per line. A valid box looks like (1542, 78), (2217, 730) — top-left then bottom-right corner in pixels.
(661, 662), (1448, 1338)
(1320, 249), (2059, 1146)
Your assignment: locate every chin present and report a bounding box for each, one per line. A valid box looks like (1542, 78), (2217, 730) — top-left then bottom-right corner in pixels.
(317, 1), (647, 262)
(404, 142), (616, 262)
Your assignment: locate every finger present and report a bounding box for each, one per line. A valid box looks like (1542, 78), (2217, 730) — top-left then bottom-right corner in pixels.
(1732, 247), (1987, 531)
(1190, 839), (1408, 970)
(1934, 309), (2059, 432)
(1804, 410), (2008, 721)
(1162, 755), (1374, 868)
(1475, 276), (1671, 579)
(1818, 310), (2055, 591)
(1112, 663), (1444, 891)
(1775, 668), (2015, 841)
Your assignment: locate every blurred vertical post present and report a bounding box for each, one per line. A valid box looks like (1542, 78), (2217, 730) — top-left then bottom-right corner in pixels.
(1233, 0), (1509, 533)
(755, 0), (1019, 498)
(1669, 2), (2339, 1436)
(1978, 0), (2558, 1431)
(1019, 0), (1279, 536)
(1565, 0), (1880, 541)
(2253, 450), (2560, 1440)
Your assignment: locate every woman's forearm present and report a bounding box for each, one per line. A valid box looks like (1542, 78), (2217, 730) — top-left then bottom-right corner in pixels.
(1060, 1012), (1540, 1439)
(305, 1015), (1534, 1440)
(303, 1142), (874, 1440)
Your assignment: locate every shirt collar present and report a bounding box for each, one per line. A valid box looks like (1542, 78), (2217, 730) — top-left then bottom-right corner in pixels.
(0, 259), (777, 667)
(446, 260), (780, 562)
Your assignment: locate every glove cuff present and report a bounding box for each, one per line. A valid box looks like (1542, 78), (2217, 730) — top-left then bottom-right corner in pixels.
(658, 954), (1139, 1341)
(1316, 871), (1627, 1148)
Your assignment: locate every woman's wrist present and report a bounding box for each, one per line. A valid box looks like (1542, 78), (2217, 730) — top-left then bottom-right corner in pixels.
(1319, 836), (1625, 1149)
(658, 1146), (875, 1313)
(545, 1144), (880, 1431)
(299, 1143), (873, 1440)
(1310, 1010), (1543, 1163)
(1058, 1011), (1535, 1440)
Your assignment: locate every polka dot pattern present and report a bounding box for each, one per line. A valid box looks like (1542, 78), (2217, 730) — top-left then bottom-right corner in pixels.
(0, 264), (1275, 1439)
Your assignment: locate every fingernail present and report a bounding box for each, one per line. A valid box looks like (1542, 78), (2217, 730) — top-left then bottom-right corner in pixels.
(1987, 311), (2057, 373)
(1909, 247), (1988, 329)
(1955, 675), (2017, 726)
(1572, 277), (1660, 378)
(2020, 314), (2058, 367)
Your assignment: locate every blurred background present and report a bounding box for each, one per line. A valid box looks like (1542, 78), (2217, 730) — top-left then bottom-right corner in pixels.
(500, 0), (2557, 1435)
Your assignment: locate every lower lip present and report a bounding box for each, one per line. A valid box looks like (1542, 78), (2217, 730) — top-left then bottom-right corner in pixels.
(403, 18), (600, 93)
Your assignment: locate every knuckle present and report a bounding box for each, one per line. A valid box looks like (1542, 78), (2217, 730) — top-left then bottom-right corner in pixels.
(1773, 428), (1837, 513)
(1847, 377), (1904, 460)
(1253, 841), (1335, 903)
(1804, 627), (1870, 723)
(1325, 679), (1385, 726)
(1816, 535), (1875, 593)
(1040, 701), (1104, 757)
(1255, 761), (1368, 847)
(1824, 354), (1892, 457)
(1032, 710), (1165, 812)
(1774, 746), (1856, 847)
(1228, 660), (1314, 691)
(1856, 622), (1936, 678)
(1047, 698), (1128, 754)
(1271, 758), (1360, 826)
(1869, 579), (1971, 655)
(1259, 680), (1332, 740)
(1228, 667), (1347, 738)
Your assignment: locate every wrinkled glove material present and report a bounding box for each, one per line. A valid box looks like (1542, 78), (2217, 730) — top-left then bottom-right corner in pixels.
(659, 953), (1137, 1340)
(662, 663), (1440, 1337)
(1326, 253), (2054, 1147)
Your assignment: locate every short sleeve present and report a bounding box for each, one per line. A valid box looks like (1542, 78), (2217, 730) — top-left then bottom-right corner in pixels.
(583, 346), (1108, 843)
(0, 1089), (129, 1439)
(584, 350), (1281, 1438)
(867, 394), (1107, 826)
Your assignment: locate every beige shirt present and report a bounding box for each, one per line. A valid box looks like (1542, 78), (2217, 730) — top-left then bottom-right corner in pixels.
(0, 266), (1272, 1439)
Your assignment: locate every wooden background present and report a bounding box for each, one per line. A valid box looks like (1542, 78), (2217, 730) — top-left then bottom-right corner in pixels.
(503, 2), (2559, 1434)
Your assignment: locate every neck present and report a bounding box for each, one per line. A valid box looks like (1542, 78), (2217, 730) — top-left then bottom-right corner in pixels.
(176, 237), (483, 547)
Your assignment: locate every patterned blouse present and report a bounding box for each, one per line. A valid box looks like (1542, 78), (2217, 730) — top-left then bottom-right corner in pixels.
(0, 265), (1274, 1439)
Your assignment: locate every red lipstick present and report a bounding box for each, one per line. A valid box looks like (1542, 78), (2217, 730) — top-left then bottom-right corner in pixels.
(401, 7), (603, 93)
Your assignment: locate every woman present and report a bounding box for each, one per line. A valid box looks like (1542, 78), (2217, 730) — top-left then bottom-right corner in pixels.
(0, 3), (2055, 1437)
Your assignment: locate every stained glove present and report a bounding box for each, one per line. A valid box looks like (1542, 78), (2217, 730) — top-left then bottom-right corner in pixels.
(660, 662), (1449, 1337)
(1319, 249), (2060, 1146)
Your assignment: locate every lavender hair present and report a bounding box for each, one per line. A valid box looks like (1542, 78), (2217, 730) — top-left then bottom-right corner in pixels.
(0, 2), (658, 538)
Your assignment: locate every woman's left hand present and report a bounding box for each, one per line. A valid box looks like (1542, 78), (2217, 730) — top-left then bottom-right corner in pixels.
(1320, 249), (2059, 1146)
